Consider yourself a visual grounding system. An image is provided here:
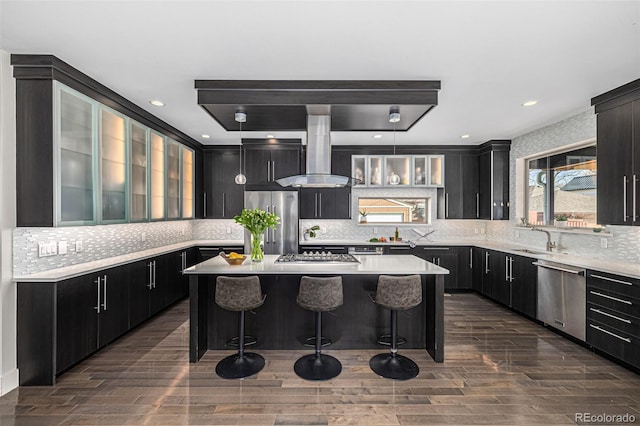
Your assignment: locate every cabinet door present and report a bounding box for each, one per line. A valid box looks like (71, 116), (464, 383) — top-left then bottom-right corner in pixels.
(130, 121), (148, 221)
(412, 247), (457, 290)
(597, 103), (633, 226)
(203, 150), (221, 218)
(457, 247), (473, 290)
(98, 265), (130, 347)
(461, 154), (480, 219)
(511, 255), (537, 318)
(271, 148), (301, 181)
(149, 254), (168, 316)
(56, 85), (97, 225)
(490, 251), (510, 305)
(331, 150), (352, 219)
(478, 151), (492, 219)
(299, 189), (318, 219)
(471, 247), (484, 293)
(99, 107), (127, 223)
(181, 147), (194, 219)
(444, 154), (463, 219)
(492, 150), (510, 220)
(129, 259), (152, 328)
(166, 251), (188, 305)
(220, 151), (244, 218)
(244, 147), (272, 186)
(150, 132), (165, 220)
(166, 140), (181, 219)
(56, 275), (99, 373)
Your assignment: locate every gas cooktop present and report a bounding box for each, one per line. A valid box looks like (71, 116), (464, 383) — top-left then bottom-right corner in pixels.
(275, 252), (360, 264)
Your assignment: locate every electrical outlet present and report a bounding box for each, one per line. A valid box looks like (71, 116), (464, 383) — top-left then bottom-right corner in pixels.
(515, 230), (520, 238)
(75, 240), (83, 252)
(58, 241), (68, 255)
(600, 238), (608, 249)
(474, 228), (479, 234)
(480, 227), (486, 235)
(373, 227), (377, 234)
(226, 227), (232, 234)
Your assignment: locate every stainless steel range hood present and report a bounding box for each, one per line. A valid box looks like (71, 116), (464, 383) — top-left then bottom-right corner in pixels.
(276, 114), (360, 188)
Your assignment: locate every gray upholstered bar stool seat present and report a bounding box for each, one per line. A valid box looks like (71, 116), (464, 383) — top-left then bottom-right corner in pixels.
(215, 276), (266, 379)
(370, 274), (422, 380)
(294, 276), (343, 381)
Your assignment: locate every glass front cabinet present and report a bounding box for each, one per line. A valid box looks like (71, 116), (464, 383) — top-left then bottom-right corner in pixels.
(352, 154), (445, 188)
(53, 82), (195, 226)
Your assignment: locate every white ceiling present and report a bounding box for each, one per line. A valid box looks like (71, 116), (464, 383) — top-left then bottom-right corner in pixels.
(1, 1), (639, 146)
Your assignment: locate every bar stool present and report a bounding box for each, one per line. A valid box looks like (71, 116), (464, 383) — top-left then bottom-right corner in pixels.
(294, 276), (343, 381)
(370, 274), (422, 380)
(215, 276), (266, 379)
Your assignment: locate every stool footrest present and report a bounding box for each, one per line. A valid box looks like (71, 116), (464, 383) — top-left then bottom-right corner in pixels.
(303, 336), (332, 348)
(377, 334), (407, 346)
(226, 335), (258, 348)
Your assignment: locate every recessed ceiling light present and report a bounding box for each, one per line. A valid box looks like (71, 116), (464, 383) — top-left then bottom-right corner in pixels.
(373, 134), (382, 139)
(266, 134), (275, 138)
(522, 100), (538, 107)
(149, 100), (165, 107)
(201, 134), (210, 139)
(460, 134), (470, 139)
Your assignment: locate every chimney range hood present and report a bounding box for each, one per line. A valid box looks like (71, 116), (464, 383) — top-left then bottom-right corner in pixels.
(276, 113), (357, 188)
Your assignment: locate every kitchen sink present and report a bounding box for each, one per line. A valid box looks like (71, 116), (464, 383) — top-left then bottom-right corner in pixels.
(513, 248), (547, 255)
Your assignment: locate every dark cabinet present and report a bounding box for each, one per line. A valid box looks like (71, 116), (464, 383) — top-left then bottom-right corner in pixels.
(243, 140), (302, 189)
(56, 264), (129, 374)
(166, 247), (198, 304)
(149, 253), (169, 316)
(490, 250), (510, 305)
(593, 87), (640, 226)
(471, 247), (485, 294)
(411, 246), (459, 290)
(510, 255), (537, 318)
(478, 141), (510, 220)
(204, 149), (244, 219)
(300, 189), (343, 219)
(444, 153), (479, 219)
(129, 259), (154, 328)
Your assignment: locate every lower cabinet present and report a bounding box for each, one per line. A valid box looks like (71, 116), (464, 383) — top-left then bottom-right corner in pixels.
(411, 246), (460, 290)
(18, 246), (200, 385)
(510, 255), (537, 318)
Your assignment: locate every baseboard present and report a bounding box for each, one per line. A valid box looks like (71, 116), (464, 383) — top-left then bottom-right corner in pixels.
(0, 368), (19, 396)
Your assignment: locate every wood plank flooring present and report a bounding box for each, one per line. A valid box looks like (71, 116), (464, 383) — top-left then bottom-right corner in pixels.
(2, 293), (639, 425)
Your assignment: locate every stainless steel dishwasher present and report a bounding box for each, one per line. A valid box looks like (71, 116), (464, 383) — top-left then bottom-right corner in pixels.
(533, 260), (586, 340)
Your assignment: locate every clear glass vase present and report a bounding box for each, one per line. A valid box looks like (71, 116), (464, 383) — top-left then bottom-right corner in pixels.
(250, 232), (264, 262)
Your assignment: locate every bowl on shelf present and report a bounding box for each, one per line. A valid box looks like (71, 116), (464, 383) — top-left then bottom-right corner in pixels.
(220, 253), (247, 265)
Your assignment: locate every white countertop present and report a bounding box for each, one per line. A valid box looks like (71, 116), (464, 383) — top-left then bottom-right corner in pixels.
(184, 254), (450, 275)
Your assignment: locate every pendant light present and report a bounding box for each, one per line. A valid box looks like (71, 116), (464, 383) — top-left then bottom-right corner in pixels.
(388, 107), (401, 185)
(234, 111), (247, 185)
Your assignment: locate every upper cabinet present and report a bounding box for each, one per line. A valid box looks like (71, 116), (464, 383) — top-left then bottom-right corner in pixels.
(13, 55), (201, 227)
(443, 152), (479, 219)
(243, 139), (302, 190)
(477, 141), (510, 220)
(203, 148), (244, 219)
(592, 79), (640, 226)
(352, 154), (444, 188)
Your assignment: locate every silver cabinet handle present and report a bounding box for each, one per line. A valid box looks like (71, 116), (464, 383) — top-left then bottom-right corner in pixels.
(532, 262), (584, 275)
(267, 161), (271, 181)
(589, 324), (631, 343)
(485, 251), (490, 274)
(421, 247), (450, 251)
(315, 193), (318, 218)
(102, 274), (107, 310)
(153, 261), (157, 289)
(589, 307), (632, 324)
(318, 193), (322, 217)
(634, 175), (637, 221)
(469, 248), (473, 269)
(590, 273), (633, 286)
(445, 193), (449, 218)
(203, 193), (207, 217)
(589, 290), (632, 305)
(272, 160), (276, 181)
(94, 276), (101, 313)
(389, 246), (410, 250)
(222, 193), (226, 217)
(348, 193), (352, 219)
(554, 319), (565, 327)
(272, 205), (277, 243)
(623, 175), (628, 222)
(476, 193), (480, 218)
(509, 257), (514, 282)
(505, 256), (509, 281)
(148, 262), (153, 289)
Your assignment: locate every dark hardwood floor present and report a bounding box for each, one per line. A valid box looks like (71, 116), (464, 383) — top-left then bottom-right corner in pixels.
(1, 293), (639, 425)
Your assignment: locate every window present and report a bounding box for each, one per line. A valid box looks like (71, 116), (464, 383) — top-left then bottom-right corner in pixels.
(357, 198), (430, 224)
(526, 145), (596, 227)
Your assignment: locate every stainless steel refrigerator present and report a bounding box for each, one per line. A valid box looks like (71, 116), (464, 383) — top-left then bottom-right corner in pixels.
(244, 191), (299, 255)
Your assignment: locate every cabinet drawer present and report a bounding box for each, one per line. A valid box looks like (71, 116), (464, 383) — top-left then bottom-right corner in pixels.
(587, 270), (640, 299)
(587, 286), (639, 318)
(587, 302), (640, 337)
(587, 319), (640, 368)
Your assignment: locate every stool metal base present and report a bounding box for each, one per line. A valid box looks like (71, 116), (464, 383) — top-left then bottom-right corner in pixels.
(294, 353), (342, 381)
(226, 335), (257, 348)
(216, 353), (265, 379)
(303, 336), (332, 348)
(377, 334), (407, 346)
(369, 353), (419, 381)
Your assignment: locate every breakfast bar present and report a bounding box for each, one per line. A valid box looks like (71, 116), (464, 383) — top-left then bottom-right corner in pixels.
(184, 254), (449, 363)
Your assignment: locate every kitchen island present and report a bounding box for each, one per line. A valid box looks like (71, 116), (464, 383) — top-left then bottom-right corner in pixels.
(184, 254), (448, 363)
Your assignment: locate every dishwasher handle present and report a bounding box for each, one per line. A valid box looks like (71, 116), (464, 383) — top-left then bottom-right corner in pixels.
(532, 262), (585, 275)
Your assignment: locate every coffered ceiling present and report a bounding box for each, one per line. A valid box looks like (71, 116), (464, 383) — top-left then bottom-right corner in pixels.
(1, 1), (639, 146)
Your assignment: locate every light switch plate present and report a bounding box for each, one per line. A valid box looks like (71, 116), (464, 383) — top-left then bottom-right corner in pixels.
(38, 242), (57, 257)
(75, 241), (83, 252)
(58, 241), (68, 255)
(600, 238), (608, 249)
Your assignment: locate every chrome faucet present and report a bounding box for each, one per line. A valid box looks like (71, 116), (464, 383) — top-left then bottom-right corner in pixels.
(531, 227), (557, 252)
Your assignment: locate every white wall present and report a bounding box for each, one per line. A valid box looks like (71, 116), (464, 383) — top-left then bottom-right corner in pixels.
(0, 49), (18, 395)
